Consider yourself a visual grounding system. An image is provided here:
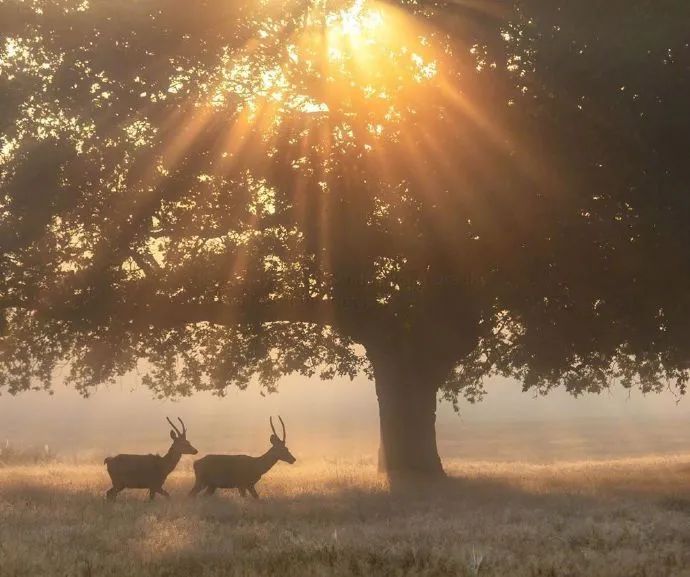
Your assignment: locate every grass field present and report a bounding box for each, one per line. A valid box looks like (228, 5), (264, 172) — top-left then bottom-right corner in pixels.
(1, 456), (689, 577)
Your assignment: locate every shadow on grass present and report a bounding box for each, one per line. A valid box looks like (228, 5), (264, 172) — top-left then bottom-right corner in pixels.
(2, 463), (689, 577)
(0, 467), (597, 519)
(3, 462), (686, 507)
(1, 459), (688, 528)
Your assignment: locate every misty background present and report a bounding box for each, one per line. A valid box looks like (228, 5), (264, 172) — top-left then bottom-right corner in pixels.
(1, 375), (689, 463)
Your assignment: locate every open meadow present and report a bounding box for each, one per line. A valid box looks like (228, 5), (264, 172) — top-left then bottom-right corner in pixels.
(1, 456), (689, 577)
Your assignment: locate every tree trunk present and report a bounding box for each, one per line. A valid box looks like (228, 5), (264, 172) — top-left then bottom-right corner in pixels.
(373, 357), (445, 478)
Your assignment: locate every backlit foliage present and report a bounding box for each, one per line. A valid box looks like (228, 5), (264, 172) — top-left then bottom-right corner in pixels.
(1, 0), (689, 402)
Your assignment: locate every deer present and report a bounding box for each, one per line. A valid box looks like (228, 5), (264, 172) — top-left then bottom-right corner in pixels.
(189, 416), (295, 499)
(104, 417), (197, 501)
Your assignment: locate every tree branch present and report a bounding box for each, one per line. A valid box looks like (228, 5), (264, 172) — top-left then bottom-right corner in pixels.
(130, 247), (161, 278)
(12, 292), (339, 332)
(124, 297), (337, 328)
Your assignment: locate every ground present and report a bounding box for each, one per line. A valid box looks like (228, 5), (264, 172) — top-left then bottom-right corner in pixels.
(0, 456), (689, 577)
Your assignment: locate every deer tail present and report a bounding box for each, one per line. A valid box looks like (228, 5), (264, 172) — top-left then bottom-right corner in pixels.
(103, 457), (111, 465)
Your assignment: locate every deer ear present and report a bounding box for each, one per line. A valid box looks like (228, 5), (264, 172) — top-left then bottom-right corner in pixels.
(270, 434), (280, 445)
(170, 430), (178, 440)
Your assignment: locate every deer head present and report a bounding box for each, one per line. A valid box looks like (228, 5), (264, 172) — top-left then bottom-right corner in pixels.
(269, 416), (296, 464)
(167, 417), (198, 455)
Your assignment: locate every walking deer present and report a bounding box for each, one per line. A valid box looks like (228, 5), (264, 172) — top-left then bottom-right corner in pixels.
(104, 417), (197, 501)
(189, 416), (295, 499)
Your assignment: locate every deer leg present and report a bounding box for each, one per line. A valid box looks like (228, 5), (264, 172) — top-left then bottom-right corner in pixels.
(189, 481), (205, 498)
(238, 487), (248, 498)
(105, 486), (122, 501)
(203, 486), (216, 496)
(248, 486), (259, 500)
(148, 489), (157, 501)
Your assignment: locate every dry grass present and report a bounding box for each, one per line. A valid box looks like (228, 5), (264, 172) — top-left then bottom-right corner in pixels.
(1, 456), (689, 577)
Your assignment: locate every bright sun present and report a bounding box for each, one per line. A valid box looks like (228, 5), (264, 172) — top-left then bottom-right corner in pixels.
(159, 0), (451, 185)
(330, 0), (385, 40)
(206, 0), (439, 127)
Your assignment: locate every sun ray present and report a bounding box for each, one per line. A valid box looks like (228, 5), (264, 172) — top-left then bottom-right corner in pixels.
(138, 0), (546, 320)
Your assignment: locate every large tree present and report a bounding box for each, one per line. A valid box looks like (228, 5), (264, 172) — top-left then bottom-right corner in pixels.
(1, 0), (689, 476)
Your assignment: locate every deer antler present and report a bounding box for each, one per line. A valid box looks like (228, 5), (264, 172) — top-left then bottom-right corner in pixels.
(270, 416), (277, 438)
(279, 416), (286, 442)
(166, 417), (182, 436)
(177, 417), (187, 436)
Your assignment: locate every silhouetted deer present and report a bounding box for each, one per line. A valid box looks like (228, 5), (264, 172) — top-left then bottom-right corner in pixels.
(190, 416), (295, 499)
(104, 417), (197, 501)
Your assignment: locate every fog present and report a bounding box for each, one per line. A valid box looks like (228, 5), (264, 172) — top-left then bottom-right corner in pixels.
(1, 373), (689, 464)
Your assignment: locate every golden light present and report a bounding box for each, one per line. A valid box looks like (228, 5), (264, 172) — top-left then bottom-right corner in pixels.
(328, 0), (385, 42)
(204, 0), (443, 134)
(107, 0), (514, 299)
(0, 0), (539, 344)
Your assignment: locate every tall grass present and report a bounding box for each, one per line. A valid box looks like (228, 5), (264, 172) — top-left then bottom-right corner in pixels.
(0, 456), (689, 576)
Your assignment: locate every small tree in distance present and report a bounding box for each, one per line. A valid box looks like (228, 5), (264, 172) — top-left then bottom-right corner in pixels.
(1, 0), (688, 476)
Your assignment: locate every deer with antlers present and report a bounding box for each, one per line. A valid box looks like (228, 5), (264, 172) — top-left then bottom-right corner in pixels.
(189, 416), (295, 499)
(104, 417), (197, 501)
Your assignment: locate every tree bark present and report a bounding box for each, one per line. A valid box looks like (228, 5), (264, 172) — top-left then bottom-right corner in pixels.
(372, 356), (445, 478)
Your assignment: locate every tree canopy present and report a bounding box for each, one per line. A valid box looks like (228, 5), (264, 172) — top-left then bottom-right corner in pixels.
(1, 0), (689, 474)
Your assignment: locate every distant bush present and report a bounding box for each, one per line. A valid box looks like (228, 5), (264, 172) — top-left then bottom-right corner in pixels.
(0, 441), (57, 466)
